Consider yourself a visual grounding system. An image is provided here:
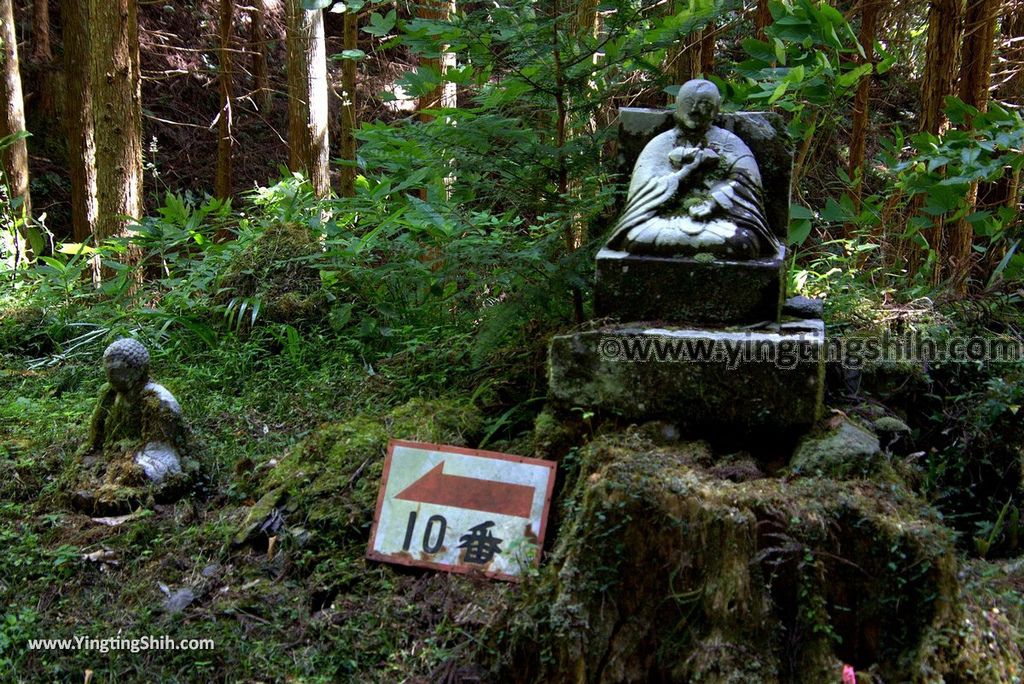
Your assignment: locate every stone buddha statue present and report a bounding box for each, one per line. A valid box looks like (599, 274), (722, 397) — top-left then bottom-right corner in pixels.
(606, 79), (779, 260)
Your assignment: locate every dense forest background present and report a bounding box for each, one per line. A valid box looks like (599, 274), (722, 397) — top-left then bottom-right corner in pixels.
(1, 0), (1024, 680)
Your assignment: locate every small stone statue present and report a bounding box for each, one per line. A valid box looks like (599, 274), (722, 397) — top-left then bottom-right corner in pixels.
(74, 339), (196, 514)
(606, 79), (779, 260)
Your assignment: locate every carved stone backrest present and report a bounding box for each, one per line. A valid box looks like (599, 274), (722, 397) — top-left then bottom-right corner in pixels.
(617, 108), (794, 242)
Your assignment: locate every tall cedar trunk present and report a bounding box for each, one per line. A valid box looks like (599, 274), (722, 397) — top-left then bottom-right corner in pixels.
(1, 0), (32, 240)
(251, 0), (271, 113)
(32, 0), (51, 61)
(417, 0), (457, 117)
(945, 0), (1000, 289)
(60, 0), (97, 245)
(913, 0), (963, 275)
(848, 0), (879, 217)
(216, 0), (234, 200)
(90, 0), (144, 254)
(986, 6), (1023, 211)
(285, 0), (329, 197)
(754, 0), (772, 40)
(338, 11), (357, 197)
(699, 21), (715, 75)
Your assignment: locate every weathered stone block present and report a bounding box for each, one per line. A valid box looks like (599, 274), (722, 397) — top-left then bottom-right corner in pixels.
(548, 320), (824, 438)
(594, 244), (785, 325)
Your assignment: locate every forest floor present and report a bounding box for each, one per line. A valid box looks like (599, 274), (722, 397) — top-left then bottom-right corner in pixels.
(3, 291), (1024, 682)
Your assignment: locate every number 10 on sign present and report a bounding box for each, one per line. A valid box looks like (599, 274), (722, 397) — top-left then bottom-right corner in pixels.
(367, 440), (557, 581)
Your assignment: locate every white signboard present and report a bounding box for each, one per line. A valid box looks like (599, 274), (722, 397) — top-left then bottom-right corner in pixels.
(367, 440), (557, 581)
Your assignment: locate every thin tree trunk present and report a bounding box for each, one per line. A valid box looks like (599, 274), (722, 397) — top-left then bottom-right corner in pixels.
(285, 0), (329, 197)
(417, 0), (457, 117)
(216, 0), (234, 200)
(251, 0), (272, 114)
(988, 6), (1023, 211)
(32, 0), (51, 62)
(89, 0), (144, 255)
(60, 0), (97, 246)
(699, 21), (715, 75)
(946, 0), (1000, 290)
(0, 0), (32, 261)
(912, 0), (963, 275)
(754, 0), (772, 41)
(338, 11), (357, 197)
(848, 0), (879, 216)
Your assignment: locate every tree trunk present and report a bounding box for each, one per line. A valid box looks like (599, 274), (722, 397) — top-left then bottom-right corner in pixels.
(919, 0), (964, 137)
(32, 0), (51, 62)
(90, 0), (143, 249)
(848, 0), (879, 215)
(251, 0), (272, 114)
(60, 0), (97, 245)
(913, 0), (963, 277)
(754, 0), (772, 40)
(338, 11), (357, 197)
(284, 0), (329, 197)
(945, 0), (1000, 290)
(980, 3), (1022, 211)
(0, 0), (31, 229)
(699, 21), (715, 75)
(216, 0), (234, 200)
(417, 0), (457, 118)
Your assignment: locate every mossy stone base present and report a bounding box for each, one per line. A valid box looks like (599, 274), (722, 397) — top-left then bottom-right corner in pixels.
(790, 416), (893, 480)
(548, 321), (825, 440)
(496, 430), (965, 683)
(594, 246), (785, 325)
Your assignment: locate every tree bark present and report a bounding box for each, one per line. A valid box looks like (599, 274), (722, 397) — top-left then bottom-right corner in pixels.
(284, 0), (329, 197)
(60, 0), (97, 245)
(848, 0), (879, 214)
(32, 0), (51, 62)
(216, 0), (234, 200)
(754, 0), (772, 41)
(338, 11), (357, 197)
(90, 0), (143, 252)
(0, 0), (31, 235)
(913, 0), (963, 277)
(919, 0), (964, 137)
(944, 0), (1000, 290)
(699, 21), (715, 76)
(251, 0), (272, 114)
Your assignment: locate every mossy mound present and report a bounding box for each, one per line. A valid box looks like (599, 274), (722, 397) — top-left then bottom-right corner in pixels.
(495, 428), (988, 683)
(216, 222), (328, 325)
(233, 397), (484, 548)
(789, 415), (895, 481)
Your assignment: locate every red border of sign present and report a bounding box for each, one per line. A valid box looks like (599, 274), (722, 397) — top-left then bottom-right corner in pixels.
(366, 439), (558, 582)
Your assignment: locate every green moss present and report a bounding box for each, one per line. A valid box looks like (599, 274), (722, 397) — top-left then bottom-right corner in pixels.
(239, 397), (483, 547)
(494, 428), (967, 683)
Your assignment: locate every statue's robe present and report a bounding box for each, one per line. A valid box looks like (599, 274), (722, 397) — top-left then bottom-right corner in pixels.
(607, 125), (778, 259)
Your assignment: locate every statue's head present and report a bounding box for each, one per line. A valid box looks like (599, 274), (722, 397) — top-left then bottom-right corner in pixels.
(674, 79), (721, 132)
(103, 338), (150, 393)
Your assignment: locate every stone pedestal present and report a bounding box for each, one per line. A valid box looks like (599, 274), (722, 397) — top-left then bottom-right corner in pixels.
(594, 245), (785, 325)
(548, 320), (825, 438)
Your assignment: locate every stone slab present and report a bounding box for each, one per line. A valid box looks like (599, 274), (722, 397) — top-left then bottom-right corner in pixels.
(595, 245), (785, 325)
(548, 320), (825, 437)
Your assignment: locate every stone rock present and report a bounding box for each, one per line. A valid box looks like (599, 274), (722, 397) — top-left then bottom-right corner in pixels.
(494, 430), (967, 683)
(594, 244), (785, 325)
(790, 416), (889, 480)
(783, 295), (824, 320)
(162, 587), (195, 614)
(548, 320), (825, 440)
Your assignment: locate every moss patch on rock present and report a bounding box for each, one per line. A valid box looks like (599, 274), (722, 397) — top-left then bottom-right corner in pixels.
(216, 222), (328, 325)
(493, 428), (978, 683)
(234, 397), (484, 549)
(790, 415), (895, 481)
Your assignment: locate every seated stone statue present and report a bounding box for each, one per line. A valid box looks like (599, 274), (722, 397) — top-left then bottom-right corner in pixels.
(73, 338), (197, 514)
(606, 79), (779, 260)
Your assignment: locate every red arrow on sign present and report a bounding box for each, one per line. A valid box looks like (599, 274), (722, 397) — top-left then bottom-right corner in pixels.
(395, 462), (535, 519)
